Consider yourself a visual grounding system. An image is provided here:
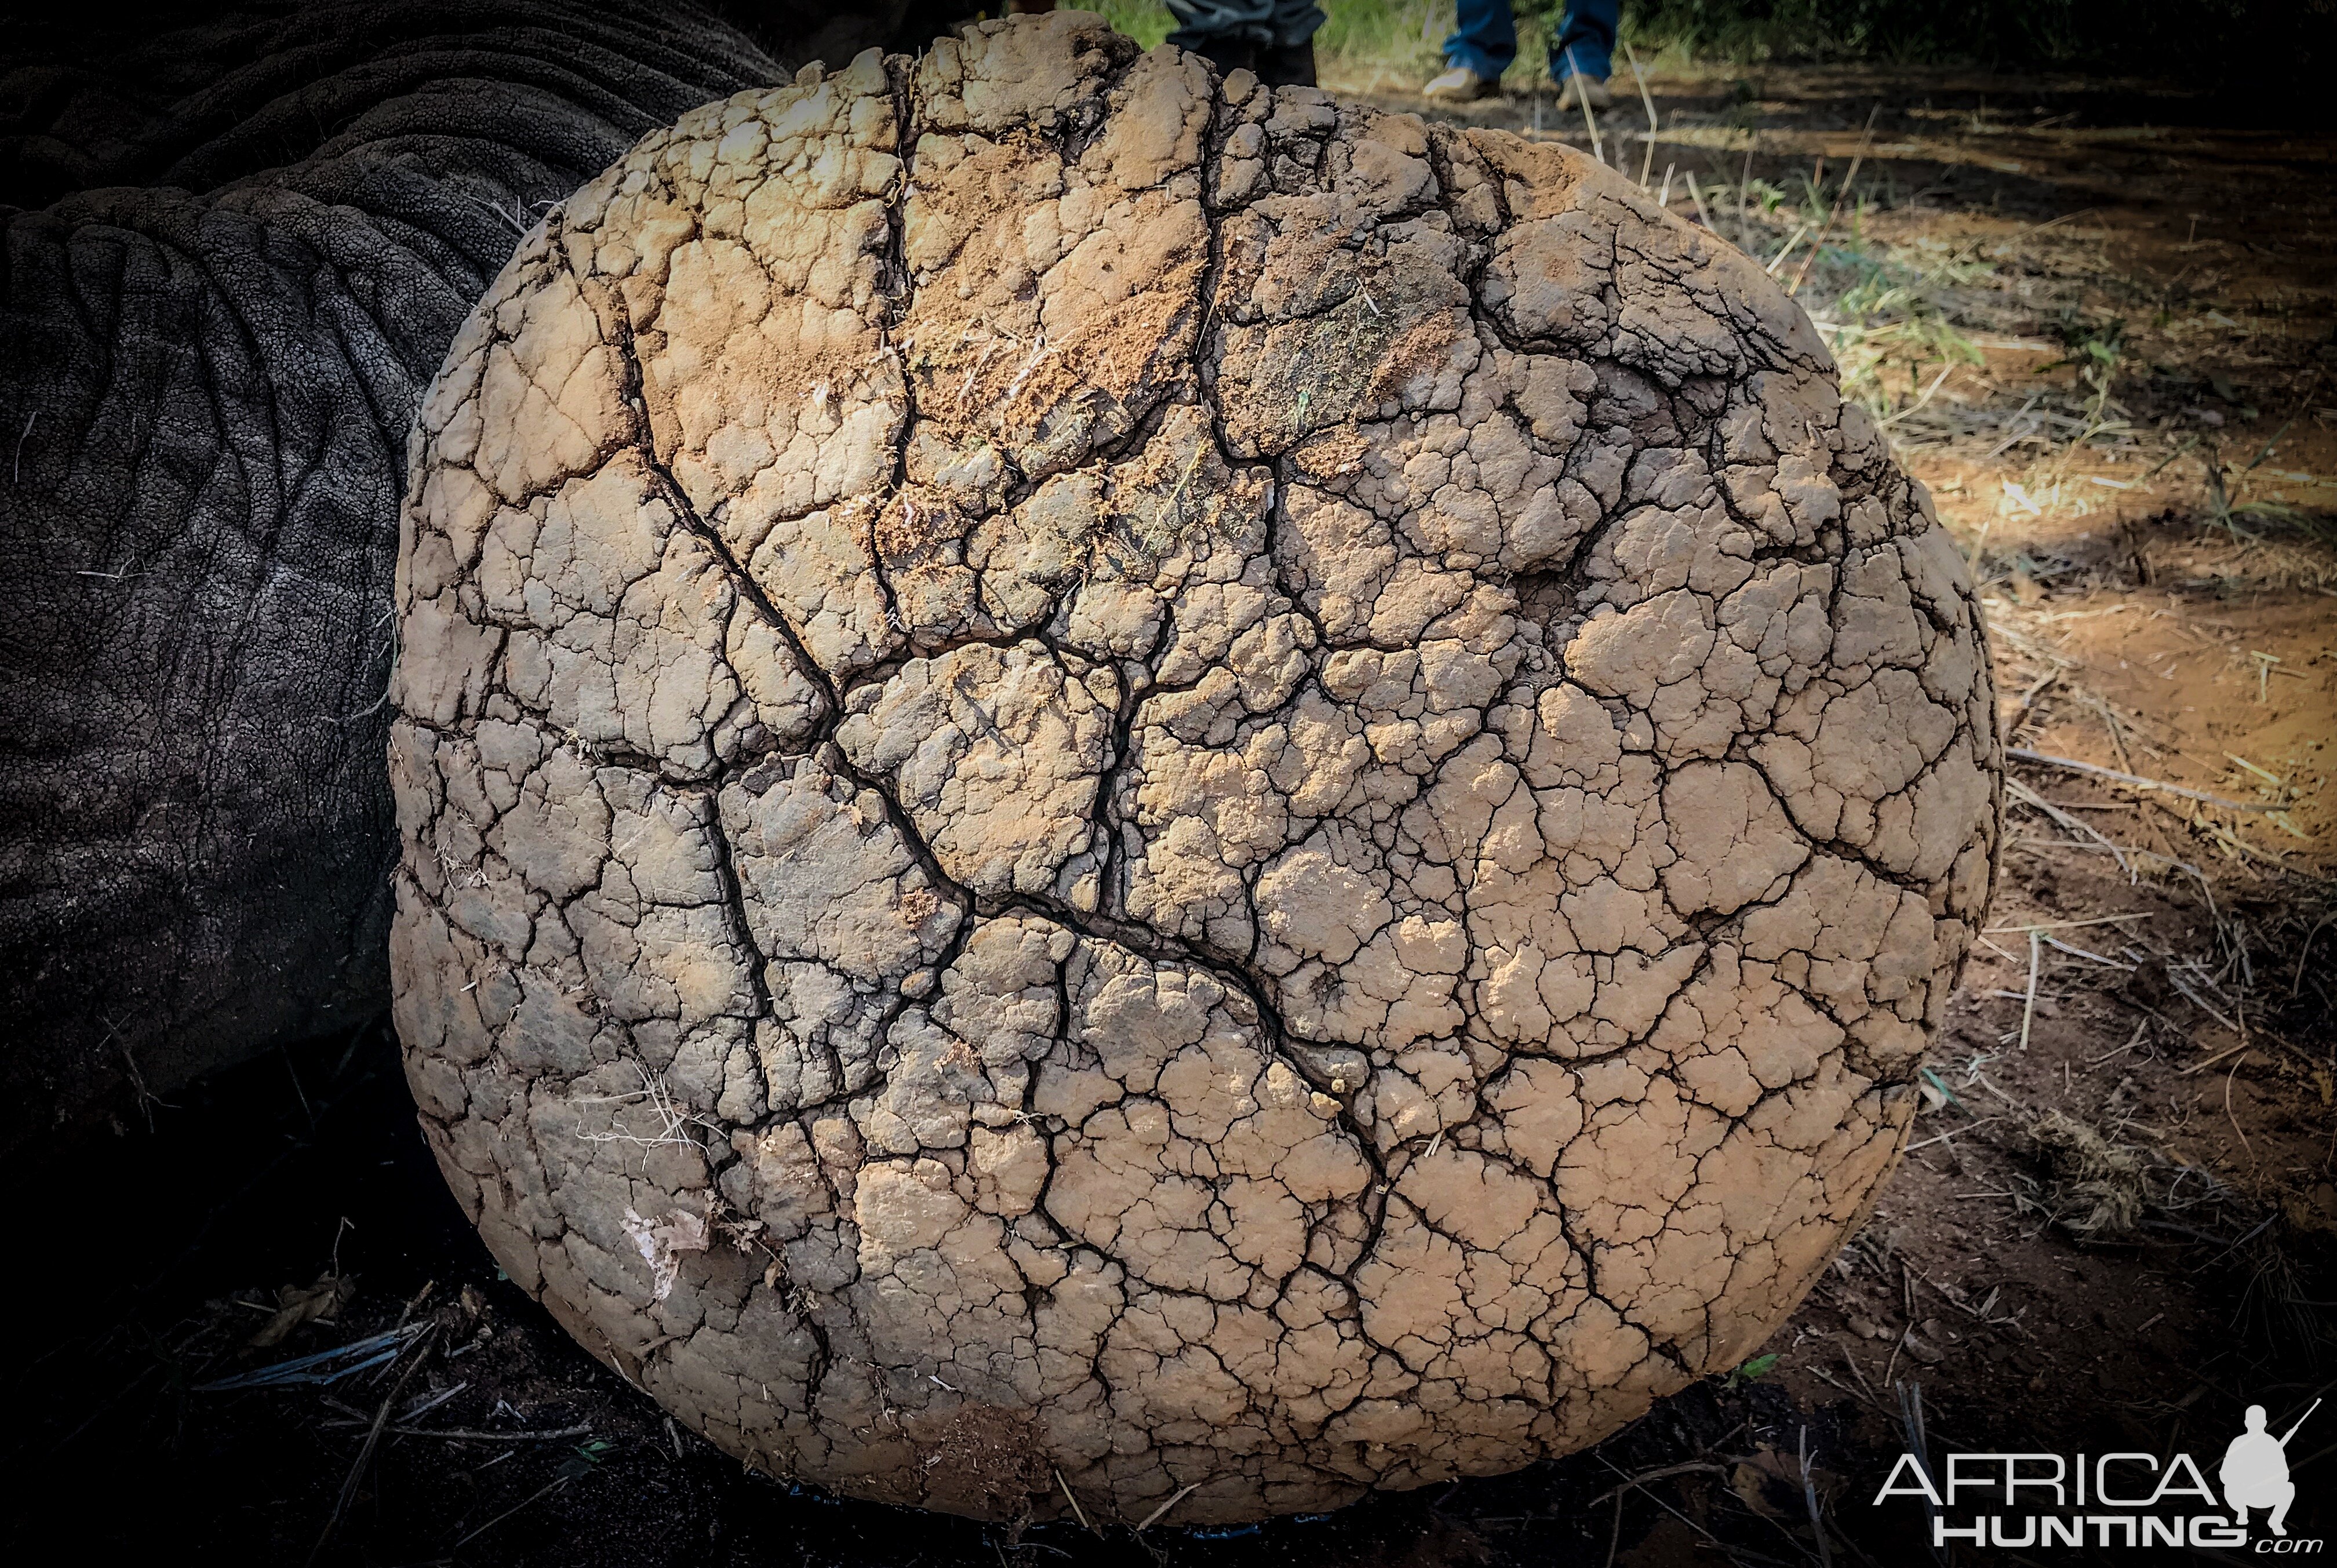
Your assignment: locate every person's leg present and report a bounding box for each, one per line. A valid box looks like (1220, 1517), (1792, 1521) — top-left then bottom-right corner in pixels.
(1165, 0), (1273, 68)
(1257, 0), (1324, 87)
(1443, 0), (1519, 81)
(1548, 0), (1618, 83)
(2269, 1480), (2295, 1535)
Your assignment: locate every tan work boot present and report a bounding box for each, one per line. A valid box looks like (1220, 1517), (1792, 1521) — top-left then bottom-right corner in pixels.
(1422, 65), (1499, 102)
(1555, 73), (1613, 110)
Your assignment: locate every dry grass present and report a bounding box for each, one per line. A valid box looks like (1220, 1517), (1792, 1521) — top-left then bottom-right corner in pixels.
(568, 1061), (717, 1168)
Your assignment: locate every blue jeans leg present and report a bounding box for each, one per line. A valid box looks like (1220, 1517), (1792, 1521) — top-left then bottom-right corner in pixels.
(1549, 0), (1618, 81)
(1443, 0), (1517, 81)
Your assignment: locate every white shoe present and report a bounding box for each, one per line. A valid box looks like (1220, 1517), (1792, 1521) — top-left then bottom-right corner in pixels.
(1422, 66), (1498, 102)
(1555, 74), (1613, 110)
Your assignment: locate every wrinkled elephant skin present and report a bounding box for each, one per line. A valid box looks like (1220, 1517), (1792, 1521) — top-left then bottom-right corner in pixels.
(0, 1), (858, 1148)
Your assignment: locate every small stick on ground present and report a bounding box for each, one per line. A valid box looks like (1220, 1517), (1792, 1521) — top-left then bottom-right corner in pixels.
(308, 1330), (435, 1563)
(1764, 224), (1812, 277)
(2225, 1052), (2256, 1165)
(2007, 748), (2280, 813)
(1877, 363), (1954, 430)
(1595, 1454), (1738, 1553)
(388, 1423), (594, 1442)
(1586, 1460), (1727, 1505)
(2007, 777), (2133, 880)
(1055, 1468), (1098, 1536)
(2019, 929), (2043, 1054)
(395, 1278), (435, 1329)
(450, 1473), (572, 1552)
(1134, 1481), (1199, 1532)
(2091, 1021), (2151, 1066)
(2041, 934), (2132, 969)
(1799, 1425), (1836, 1568)
(1808, 1364), (1885, 1410)
(1906, 1115), (2000, 1152)
(1986, 913), (2147, 935)
(2183, 1041), (2249, 1078)
(2295, 912), (2334, 996)
(1896, 1383), (1948, 1567)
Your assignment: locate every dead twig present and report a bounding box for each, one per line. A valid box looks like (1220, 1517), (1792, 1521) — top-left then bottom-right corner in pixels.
(308, 1329), (435, 1563)
(2042, 934), (2134, 970)
(2006, 777), (2134, 881)
(1564, 47), (1602, 162)
(1594, 1454), (1743, 1556)
(1896, 1383), (1948, 1566)
(1807, 1361), (1890, 1414)
(1985, 913), (2147, 935)
(2296, 912), (2335, 998)
(1686, 170), (1714, 229)
(1621, 39), (1658, 188)
(1906, 1115), (2000, 1152)
(2007, 748), (2282, 813)
(1799, 1425), (1836, 1568)
(1586, 1460), (1728, 1505)
(2018, 927), (2043, 1054)
(1134, 1481), (1200, 1532)
(386, 1423), (594, 1442)
(2225, 1039), (2256, 1165)
(450, 1473), (573, 1552)
(195, 1323), (427, 1392)
(1839, 1343), (1883, 1404)
(1055, 1468), (1098, 1536)
(1785, 105), (1880, 297)
(2090, 1021), (2151, 1066)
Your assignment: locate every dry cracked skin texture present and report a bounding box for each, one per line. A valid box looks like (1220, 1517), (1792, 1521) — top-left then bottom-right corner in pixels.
(387, 13), (2000, 1526)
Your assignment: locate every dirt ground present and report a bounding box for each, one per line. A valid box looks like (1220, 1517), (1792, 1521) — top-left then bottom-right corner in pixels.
(5, 61), (2332, 1566)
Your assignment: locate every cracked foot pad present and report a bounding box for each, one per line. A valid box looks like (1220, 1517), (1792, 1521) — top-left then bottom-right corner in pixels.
(387, 13), (2000, 1526)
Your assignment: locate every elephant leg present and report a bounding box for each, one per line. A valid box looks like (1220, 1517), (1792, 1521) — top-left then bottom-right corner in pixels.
(1, 0), (803, 1152)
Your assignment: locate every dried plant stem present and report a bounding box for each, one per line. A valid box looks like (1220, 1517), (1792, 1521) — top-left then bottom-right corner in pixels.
(2008, 748), (2278, 814)
(452, 1474), (573, 1551)
(1800, 1425), (1836, 1568)
(1786, 104), (1880, 297)
(2019, 929), (2043, 1054)
(309, 1331), (435, 1563)
(1135, 1482), (1199, 1531)
(2225, 1052), (2255, 1164)
(1622, 40), (1658, 188)
(2007, 777), (2134, 881)
(1686, 170), (1713, 228)
(1566, 48), (1603, 161)
(1055, 1468), (1098, 1535)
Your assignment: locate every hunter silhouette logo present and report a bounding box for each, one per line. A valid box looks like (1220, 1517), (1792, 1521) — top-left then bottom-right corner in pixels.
(2225, 1400), (2315, 1538)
